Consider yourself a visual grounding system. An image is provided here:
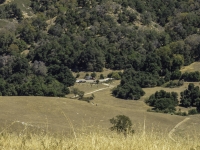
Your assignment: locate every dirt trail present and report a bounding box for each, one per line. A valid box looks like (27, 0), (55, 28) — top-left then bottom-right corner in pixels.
(71, 83), (114, 99)
(168, 117), (190, 142)
(85, 87), (109, 95)
(85, 84), (114, 95)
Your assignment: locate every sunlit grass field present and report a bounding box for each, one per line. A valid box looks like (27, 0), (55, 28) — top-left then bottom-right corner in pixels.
(0, 82), (199, 149)
(0, 125), (199, 150)
(181, 62), (200, 73)
(0, 65), (199, 149)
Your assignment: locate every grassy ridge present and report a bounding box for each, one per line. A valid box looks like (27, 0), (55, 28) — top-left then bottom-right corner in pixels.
(181, 62), (200, 73)
(0, 127), (199, 150)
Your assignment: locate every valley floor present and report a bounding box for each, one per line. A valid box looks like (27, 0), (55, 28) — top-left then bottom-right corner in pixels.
(0, 81), (200, 141)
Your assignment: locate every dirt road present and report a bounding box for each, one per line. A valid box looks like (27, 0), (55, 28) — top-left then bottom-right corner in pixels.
(168, 117), (190, 141)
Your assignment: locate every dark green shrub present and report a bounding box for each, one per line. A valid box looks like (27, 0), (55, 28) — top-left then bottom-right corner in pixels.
(85, 73), (89, 77)
(188, 109), (198, 115)
(107, 72), (113, 78)
(146, 90), (178, 113)
(181, 71), (200, 82)
(175, 111), (188, 116)
(180, 83), (200, 108)
(76, 73), (80, 78)
(181, 112), (188, 116)
(100, 74), (104, 79)
(111, 72), (121, 80)
(110, 115), (134, 135)
(165, 80), (183, 88)
(171, 70), (181, 80)
(91, 72), (96, 78)
(0, 0), (5, 4)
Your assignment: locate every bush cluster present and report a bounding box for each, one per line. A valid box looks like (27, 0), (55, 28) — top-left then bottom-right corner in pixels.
(146, 83), (200, 115)
(146, 90), (178, 113)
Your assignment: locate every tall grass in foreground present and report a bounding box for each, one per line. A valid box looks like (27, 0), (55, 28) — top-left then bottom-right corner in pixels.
(0, 127), (199, 150)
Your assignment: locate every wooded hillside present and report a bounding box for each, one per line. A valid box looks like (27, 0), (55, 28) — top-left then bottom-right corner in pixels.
(0, 0), (199, 97)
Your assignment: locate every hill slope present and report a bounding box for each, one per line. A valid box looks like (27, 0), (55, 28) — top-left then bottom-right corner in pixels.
(0, 0), (200, 97)
(1, 81), (200, 136)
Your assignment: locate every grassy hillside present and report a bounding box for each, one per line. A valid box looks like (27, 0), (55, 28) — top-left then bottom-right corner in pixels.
(0, 78), (199, 149)
(0, 0), (200, 97)
(1, 80), (200, 135)
(0, 0), (200, 148)
(181, 62), (200, 73)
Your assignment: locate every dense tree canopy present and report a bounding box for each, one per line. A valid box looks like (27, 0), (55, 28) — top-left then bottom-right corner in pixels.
(0, 0), (200, 97)
(180, 83), (200, 107)
(0, 0), (5, 4)
(146, 90), (179, 113)
(0, 4), (22, 20)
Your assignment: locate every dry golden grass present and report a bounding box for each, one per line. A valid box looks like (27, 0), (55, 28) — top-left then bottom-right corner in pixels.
(0, 81), (200, 135)
(46, 16), (57, 31)
(71, 82), (108, 94)
(0, 80), (200, 149)
(0, 125), (199, 150)
(142, 82), (200, 99)
(181, 62), (200, 73)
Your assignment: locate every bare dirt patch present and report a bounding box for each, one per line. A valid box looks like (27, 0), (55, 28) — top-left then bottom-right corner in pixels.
(21, 50), (29, 56)
(46, 16), (57, 31)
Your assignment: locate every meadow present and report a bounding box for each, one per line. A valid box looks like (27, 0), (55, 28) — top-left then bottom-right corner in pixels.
(0, 64), (200, 149)
(0, 80), (200, 138)
(180, 62), (200, 73)
(0, 0), (200, 149)
(0, 127), (199, 150)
